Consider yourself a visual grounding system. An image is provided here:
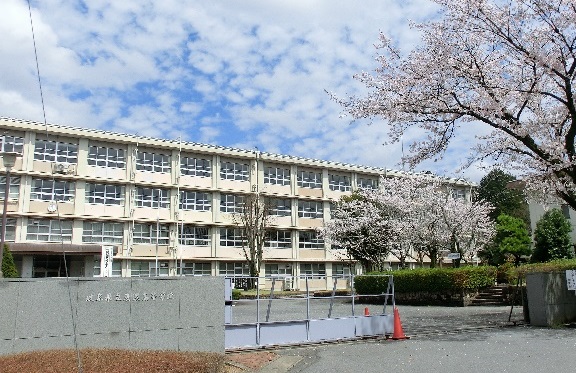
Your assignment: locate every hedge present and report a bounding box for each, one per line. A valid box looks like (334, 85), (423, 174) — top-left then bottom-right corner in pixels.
(514, 258), (576, 277)
(354, 266), (497, 295)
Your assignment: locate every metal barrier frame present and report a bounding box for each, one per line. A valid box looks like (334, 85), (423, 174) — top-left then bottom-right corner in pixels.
(224, 274), (395, 349)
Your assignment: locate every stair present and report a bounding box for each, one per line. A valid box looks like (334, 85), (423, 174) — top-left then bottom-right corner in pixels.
(470, 285), (510, 306)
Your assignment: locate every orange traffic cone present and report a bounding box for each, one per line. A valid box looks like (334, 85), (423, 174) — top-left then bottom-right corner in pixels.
(364, 307), (370, 316)
(391, 307), (409, 340)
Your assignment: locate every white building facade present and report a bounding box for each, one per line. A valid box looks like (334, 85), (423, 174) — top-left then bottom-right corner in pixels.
(0, 117), (472, 289)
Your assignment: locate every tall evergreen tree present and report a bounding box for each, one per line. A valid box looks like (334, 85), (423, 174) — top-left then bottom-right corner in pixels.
(2, 244), (19, 278)
(494, 214), (532, 266)
(477, 169), (529, 224)
(531, 209), (574, 263)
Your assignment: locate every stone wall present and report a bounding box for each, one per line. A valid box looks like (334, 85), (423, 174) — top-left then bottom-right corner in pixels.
(526, 272), (576, 326)
(0, 276), (224, 355)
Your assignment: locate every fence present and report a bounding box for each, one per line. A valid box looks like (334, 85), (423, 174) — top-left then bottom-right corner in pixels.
(224, 274), (395, 349)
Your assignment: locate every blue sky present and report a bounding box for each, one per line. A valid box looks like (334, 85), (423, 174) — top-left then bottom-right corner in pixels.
(1, 0), (490, 181)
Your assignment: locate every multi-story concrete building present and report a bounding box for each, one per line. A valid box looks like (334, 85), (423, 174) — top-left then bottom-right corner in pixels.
(0, 117), (472, 289)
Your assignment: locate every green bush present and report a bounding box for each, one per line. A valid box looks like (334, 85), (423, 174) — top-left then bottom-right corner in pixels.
(514, 258), (576, 277)
(2, 244), (19, 278)
(354, 266), (497, 295)
(231, 289), (242, 300)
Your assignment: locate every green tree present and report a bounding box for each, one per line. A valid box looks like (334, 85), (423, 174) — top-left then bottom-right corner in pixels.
(531, 209), (574, 263)
(2, 244), (19, 278)
(477, 169), (529, 224)
(494, 214), (531, 266)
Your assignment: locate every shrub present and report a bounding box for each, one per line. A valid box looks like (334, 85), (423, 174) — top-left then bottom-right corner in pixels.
(2, 244), (19, 278)
(354, 266), (497, 295)
(232, 288), (242, 300)
(514, 258), (576, 277)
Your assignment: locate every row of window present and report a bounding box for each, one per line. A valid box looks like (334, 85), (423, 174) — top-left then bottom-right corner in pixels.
(5, 218), (325, 248)
(2, 177), (327, 216)
(2, 135), (379, 190)
(90, 259), (348, 278)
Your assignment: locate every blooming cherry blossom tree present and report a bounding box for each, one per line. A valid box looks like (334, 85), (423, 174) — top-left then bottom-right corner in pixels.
(323, 174), (495, 269)
(337, 0), (576, 209)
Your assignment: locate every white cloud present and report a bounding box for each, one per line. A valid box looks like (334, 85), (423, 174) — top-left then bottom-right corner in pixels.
(0, 0), (495, 182)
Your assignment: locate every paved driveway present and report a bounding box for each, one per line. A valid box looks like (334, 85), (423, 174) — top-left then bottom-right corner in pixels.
(258, 306), (576, 373)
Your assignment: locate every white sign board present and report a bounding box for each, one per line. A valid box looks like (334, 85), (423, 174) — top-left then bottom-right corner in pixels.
(100, 246), (114, 277)
(446, 253), (461, 260)
(566, 270), (576, 291)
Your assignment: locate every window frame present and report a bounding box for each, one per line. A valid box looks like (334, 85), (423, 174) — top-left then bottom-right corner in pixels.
(179, 190), (211, 211)
(220, 161), (249, 181)
(265, 230), (292, 249)
(31, 178), (75, 202)
(219, 228), (246, 247)
(34, 139), (78, 163)
(297, 170), (322, 189)
(27, 219), (73, 242)
(135, 187), (170, 209)
(268, 197), (292, 217)
(136, 151), (171, 173)
(0, 176), (21, 200)
(328, 174), (351, 192)
(181, 262), (212, 276)
(300, 263), (326, 279)
(85, 183), (125, 205)
(179, 225), (210, 246)
(298, 230), (324, 249)
(180, 156), (212, 177)
(132, 223), (170, 245)
(0, 135), (24, 154)
(82, 221), (124, 244)
(264, 166), (291, 186)
(297, 200), (324, 219)
(220, 193), (245, 213)
(88, 145), (126, 168)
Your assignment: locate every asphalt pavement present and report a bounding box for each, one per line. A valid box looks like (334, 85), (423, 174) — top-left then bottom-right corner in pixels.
(255, 305), (576, 373)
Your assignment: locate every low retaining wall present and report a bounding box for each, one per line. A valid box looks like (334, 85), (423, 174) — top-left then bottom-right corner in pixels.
(526, 272), (576, 326)
(0, 277), (224, 355)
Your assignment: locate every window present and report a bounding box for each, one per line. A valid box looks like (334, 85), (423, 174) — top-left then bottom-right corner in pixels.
(34, 139), (78, 163)
(181, 156), (211, 177)
(299, 230), (324, 249)
(220, 193), (245, 213)
(180, 191), (211, 211)
(358, 177), (378, 190)
(0, 135), (24, 153)
(266, 230), (292, 248)
(297, 170), (322, 189)
(33, 255), (68, 278)
(135, 187), (169, 208)
(268, 198), (291, 217)
(93, 257), (122, 277)
(136, 151), (170, 173)
(131, 261), (169, 277)
(333, 263), (352, 277)
(219, 262), (250, 276)
(0, 176), (20, 199)
(181, 262), (212, 276)
(329, 174), (351, 191)
(27, 219), (73, 242)
(179, 225), (210, 246)
(88, 145), (126, 168)
(220, 161), (249, 181)
(31, 178), (75, 202)
(220, 228), (245, 247)
(300, 263), (326, 279)
(452, 188), (466, 200)
(82, 221), (124, 244)
(298, 200), (324, 219)
(264, 166), (290, 185)
(265, 263), (292, 277)
(132, 223), (169, 245)
(85, 183), (125, 205)
(4, 218), (16, 241)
